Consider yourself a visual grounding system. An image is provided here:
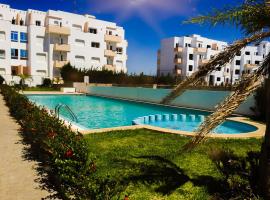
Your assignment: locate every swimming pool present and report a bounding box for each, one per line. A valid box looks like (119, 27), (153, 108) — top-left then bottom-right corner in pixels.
(27, 94), (257, 134)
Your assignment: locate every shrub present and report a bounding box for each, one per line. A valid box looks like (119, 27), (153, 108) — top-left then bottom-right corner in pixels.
(0, 75), (5, 84)
(42, 78), (52, 87)
(0, 85), (114, 199)
(251, 82), (267, 122)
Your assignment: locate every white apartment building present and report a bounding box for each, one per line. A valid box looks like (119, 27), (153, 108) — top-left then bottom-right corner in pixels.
(157, 34), (270, 85)
(0, 4), (128, 86)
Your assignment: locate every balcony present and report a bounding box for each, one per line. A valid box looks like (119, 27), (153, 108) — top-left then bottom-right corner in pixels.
(104, 34), (122, 43)
(46, 25), (71, 35)
(104, 64), (116, 71)
(104, 50), (117, 57)
(54, 60), (69, 68)
(54, 44), (70, 52)
(174, 58), (182, 64)
(199, 59), (209, 65)
(244, 64), (257, 69)
(174, 47), (183, 53)
(195, 48), (207, 53)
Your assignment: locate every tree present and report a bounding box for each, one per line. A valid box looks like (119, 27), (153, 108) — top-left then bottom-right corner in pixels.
(18, 74), (32, 90)
(160, 0), (270, 198)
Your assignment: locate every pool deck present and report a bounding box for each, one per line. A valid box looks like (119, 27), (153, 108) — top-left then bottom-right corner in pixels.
(24, 91), (266, 139)
(0, 95), (52, 200)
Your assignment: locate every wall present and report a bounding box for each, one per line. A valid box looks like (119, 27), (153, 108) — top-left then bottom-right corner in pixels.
(85, 86), (256, 116)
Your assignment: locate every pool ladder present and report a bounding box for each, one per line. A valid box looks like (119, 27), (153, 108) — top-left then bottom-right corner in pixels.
(55, 103), (78, 122)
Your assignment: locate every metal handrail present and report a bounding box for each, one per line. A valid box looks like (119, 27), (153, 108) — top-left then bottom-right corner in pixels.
(55, 103), (78, 122)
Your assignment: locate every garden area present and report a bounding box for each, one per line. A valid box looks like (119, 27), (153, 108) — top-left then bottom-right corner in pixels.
(0, 85), (265, 199)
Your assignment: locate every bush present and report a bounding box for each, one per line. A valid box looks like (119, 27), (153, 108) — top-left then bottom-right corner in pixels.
(251, 82), (268, 122)
(0, 85), (115, 199)
(0, 75), (5, 84)
(42, 78), (52, 87)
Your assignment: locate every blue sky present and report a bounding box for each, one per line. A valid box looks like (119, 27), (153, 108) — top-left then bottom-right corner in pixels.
(1, 0), (244, 74)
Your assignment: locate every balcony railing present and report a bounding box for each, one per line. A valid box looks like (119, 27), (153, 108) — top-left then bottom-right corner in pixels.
(199, 59), (209, 65)
(46, 25), (71, 35)
(174, 58), (182, 64)
(174, 47), (183, 53)
(104, 49), (117, 57)
(104, 34), (122, 43)
(244, 64), (257, 69)
(104, 64), (116, 71)
(54, 60), (68, 68)
(195, 48), (207, 53)
(54, 44), (70, 52)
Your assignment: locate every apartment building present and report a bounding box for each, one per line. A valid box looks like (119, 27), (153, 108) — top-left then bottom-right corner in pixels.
(0, 4), (128, 86)
(157, 34), (270, 85)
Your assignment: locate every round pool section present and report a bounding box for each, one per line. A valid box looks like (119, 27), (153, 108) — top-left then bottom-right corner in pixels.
(132, 114), (258, 134)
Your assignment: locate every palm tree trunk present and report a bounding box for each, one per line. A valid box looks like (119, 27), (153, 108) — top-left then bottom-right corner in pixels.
(259, 78), (270, 199)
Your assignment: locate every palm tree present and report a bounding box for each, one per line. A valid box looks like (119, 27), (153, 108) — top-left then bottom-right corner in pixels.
(18, 74), (32, 90)
(160, 0), (270, 198)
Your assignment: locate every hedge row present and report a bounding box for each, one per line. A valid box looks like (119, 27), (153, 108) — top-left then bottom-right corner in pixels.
(0, 85), (116, 199)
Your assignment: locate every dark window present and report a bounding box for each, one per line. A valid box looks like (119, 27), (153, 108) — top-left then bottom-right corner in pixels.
(11, 66), (17, 75)
(216, 67), (221, 71)
(91, 42), (100, 48)
(207, 45), (211, 48)
(20, 32), (27, 43)
(235, 60), (241, 65)
(263, 44), (266, 48)
(35, 21), (41, 26)
(255, 60), (260, 65)
(189, 54), (193, 60)
(247, 60), (251, 64)
(217, 77), (221, 81)
(188, 65), (193, 71)
(19, 19), (24, 26)
(11, 48), (18, 59)
(245, 51), (250, 55)
(236, 51), (241, 56)
(226, 68), (229, 73)
(89, 28), (97, 34)
(12, 18), (16, 24)
(198, 43), (202, 47)
(20, 49), (28, 60)
(235, 69), (240, 75)
(185, 43), (191, 47)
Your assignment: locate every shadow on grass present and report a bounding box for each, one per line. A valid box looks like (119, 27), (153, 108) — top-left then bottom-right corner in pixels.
(113, 151), (261, 199)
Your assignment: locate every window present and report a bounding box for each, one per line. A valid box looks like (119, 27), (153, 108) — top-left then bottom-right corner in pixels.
(89, 28), (97, 34)
(0, 14), (3, 20)
(11, 18), (15, 24)
(216, 67), (221, 71)
(207, 45), (211, 48)
(72, 24), (82, 31)
(91, 57), (100, 64)
(255, 60), (260, 65)
(0, 31), (5, 40)
(189, 54), (193, 60)
(188, 65), (193, 71)
(185, 43), (191, 47)
(11, 31), (18, 42)
(0, 50), (5, 59)
(11, 48), (18, 59)
(198, 43), (202, 48)
(20, 19), (24, 26)
(36, 20), (41, 26)
(235, 60), (241, 65)
(54, 20), (59, 25)
(20, 49), (28, 60)
(36, 53), (46, 62)
(75, 39), (85, 46)
(91, 42), (100, 48)
(20, 32), (27, 43)
(247, 60), (251, 64)
(236, 51), (241, 56)
(116, 47), (123, 54)
(235, 69), (240, 75)
(245, 51), (250, 55)
(226, 68), (229, 73)
(217, 77), (221, 81)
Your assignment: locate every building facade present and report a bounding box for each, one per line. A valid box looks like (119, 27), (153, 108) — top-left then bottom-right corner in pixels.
(0, 4), (128, 86)
(157, 34), (270, 85)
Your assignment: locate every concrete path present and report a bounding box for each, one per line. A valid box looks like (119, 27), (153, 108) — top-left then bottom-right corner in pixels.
(0, 95), (52, 200)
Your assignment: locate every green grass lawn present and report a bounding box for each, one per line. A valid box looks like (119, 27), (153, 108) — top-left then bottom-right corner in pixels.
(85, 129), (262, 200)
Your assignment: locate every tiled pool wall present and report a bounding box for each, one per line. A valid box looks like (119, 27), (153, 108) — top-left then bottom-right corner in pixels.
(85, 86), (255, 116)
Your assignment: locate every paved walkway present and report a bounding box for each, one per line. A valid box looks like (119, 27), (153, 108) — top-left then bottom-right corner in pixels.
(0, 95), (51, 200)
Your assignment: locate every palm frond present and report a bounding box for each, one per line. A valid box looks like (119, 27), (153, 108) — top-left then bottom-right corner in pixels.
(183, 52), (270, 150)
(185, 0), (270, 35)
(161, 31), (270, 104)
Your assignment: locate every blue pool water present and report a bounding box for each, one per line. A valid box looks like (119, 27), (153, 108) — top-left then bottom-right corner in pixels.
(27, 94), (257, 134)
